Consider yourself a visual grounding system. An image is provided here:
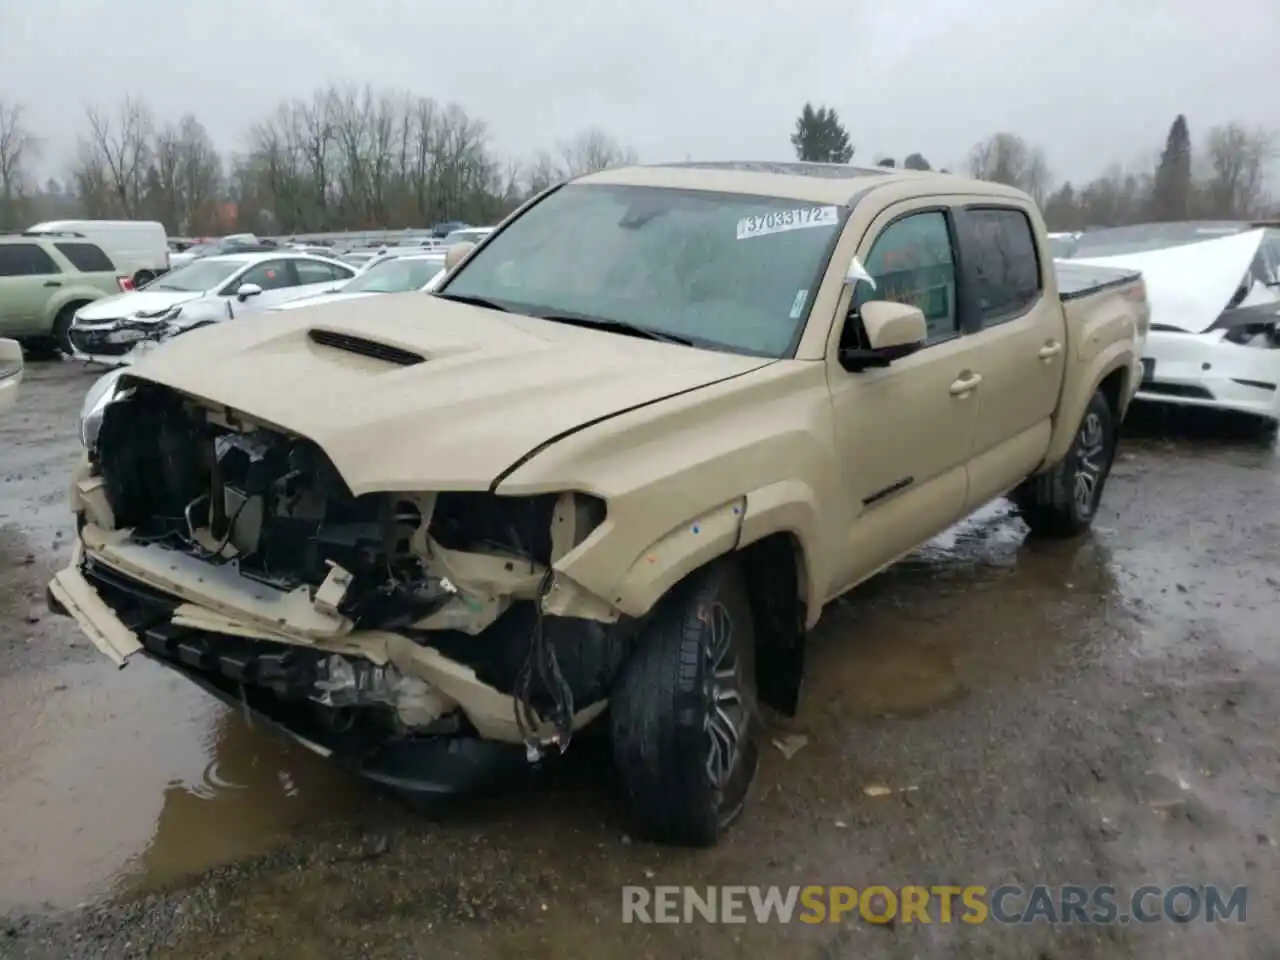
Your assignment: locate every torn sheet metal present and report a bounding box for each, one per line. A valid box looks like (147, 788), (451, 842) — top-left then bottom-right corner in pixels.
(1070, 228), (1276, 333)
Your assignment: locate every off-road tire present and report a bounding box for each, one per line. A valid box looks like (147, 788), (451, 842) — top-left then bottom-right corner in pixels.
(52, 303), (83, 357)
(1015, 389), (1117, 537)
(610, 557), (761, 846)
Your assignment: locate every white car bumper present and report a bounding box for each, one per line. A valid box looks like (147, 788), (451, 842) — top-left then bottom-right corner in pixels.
(0, 362), (21, 414)
(1138, 328), (1280, 423)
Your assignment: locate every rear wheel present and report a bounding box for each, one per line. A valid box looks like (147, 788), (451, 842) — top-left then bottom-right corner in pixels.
(1015, 389), (1116, 537)
(610, 558), (761, 846)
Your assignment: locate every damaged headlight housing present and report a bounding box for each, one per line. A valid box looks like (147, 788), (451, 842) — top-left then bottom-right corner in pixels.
(78, 367), (128, 449)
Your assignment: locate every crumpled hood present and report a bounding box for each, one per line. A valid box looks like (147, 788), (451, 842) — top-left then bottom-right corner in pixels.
(77, 289), (204, 321)
(124, 293), (773, 494)
(1070, 228), (1277, 333)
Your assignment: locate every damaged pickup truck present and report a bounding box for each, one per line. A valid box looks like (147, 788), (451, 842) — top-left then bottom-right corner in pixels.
(49, 162), (1148, 845)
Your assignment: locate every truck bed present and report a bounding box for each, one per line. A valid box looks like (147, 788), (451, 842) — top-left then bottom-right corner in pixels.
(1054, 260), (1142, 301)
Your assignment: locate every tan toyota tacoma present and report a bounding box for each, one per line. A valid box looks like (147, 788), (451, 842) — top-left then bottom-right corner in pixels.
(49, 162), (1149, 846)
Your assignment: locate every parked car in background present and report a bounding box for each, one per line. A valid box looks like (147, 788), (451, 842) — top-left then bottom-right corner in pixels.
(52, 162), (1146, 845)
(24, 219), (170, 288)
(0, 235), (135, 357)
(0, 338), (21, 413)
(68, 252), (357, 365)
(168, 235), (277, 269)
(337, 250), (379, 271)
(431, 220), (468, 238)
(1064, 222), (1280, 425)
(441, 226), (494, 248)
(1046, 231), (1080, 258)
(272, 253), (446, 312)
(24, 220), (168, 288)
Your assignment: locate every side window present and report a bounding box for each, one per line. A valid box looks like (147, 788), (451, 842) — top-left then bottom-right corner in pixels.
(295, 259), (348, 284)
(0, 243), (62, 277)
(854, 211), (959, 343)
(236, 260), (293, 291)
(955, 208), (1042, 325)
(54, 242), (116, 273)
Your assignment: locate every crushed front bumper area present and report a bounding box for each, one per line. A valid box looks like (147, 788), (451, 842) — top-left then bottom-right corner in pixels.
(68, 319), (167, 366)
(48, 550), (602, 797)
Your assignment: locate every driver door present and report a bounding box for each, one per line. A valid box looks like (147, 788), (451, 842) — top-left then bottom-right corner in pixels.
(825, 203), (984, 593)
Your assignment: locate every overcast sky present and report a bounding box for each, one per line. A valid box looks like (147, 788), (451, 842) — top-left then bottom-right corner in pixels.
(1, 0), (1275, 186)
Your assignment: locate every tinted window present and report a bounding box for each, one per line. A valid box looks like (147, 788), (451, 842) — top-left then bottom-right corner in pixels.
(956, 208), (1042, 324)
(294, 259), (349, 284)
(54, 242), (116, 273)
(0, 243), (61, 277)
(854, 211), (959, 342)
(237, 260), (295, 290)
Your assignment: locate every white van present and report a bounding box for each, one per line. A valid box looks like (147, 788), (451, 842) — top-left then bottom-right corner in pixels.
(24, 220), (170, 287)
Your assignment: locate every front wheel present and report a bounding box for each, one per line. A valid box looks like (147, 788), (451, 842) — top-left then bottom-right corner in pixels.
(610, 558), (761, 846)
(1014, 389), (1116, 537)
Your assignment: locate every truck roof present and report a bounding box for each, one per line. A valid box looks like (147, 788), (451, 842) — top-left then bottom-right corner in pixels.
(577, 160), (1029, 205)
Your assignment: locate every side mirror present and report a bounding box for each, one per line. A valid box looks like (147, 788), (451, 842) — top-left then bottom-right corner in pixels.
(236, 282), (263, 301)
(839, 300), (927, 372)
(444, 241), (476, 271)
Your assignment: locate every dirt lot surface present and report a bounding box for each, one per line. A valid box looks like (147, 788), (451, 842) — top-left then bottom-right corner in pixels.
(1, 359), (1278, 959)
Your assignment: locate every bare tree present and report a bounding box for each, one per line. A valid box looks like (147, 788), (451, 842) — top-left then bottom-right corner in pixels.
(76, 97), (156, 217)
(556, 127), (637, 178)
(0, 101), (40, 228)
(148, 115), (223, 233)
(1197, 123), (1273, 219)
(1076, 164), (1152, 227)
(966, 132), (1052, 205)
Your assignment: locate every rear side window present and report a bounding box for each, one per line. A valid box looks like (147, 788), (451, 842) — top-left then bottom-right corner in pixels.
(956, 208), (1042, 325)
(0, 243), (61, 277)
(294, 259), (351, 284)
(54, 242), (116, 273)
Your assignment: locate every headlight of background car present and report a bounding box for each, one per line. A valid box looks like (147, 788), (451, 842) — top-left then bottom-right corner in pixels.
(78, 367), (128, 449)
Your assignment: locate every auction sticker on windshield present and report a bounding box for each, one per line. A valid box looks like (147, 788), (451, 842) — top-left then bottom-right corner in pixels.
(737, 206), (838, 240)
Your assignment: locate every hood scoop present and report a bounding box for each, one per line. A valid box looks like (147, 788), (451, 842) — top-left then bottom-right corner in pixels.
(307, 329), (425, 366)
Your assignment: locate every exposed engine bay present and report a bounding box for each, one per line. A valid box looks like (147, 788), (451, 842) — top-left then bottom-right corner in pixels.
(73, 379), (629, 768)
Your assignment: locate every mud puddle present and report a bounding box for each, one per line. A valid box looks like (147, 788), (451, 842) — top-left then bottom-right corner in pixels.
(0, 656), (374, 913)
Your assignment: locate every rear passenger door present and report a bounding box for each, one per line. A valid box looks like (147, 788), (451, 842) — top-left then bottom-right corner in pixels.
(0, 243), (63, 336)
(952, 205), (1067, 508)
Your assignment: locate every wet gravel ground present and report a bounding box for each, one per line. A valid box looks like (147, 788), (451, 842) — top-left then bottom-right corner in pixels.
(2, 360), (1279, 959)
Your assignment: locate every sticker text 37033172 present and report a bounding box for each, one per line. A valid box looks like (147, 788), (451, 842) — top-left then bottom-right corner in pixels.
(737, 206), (839, 240)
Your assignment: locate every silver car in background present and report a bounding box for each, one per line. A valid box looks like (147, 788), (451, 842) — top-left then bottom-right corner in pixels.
(272, 253), (446, 312)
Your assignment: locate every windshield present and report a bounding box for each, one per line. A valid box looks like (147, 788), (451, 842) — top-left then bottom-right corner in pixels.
(1068, 223), (1247, 259)
(344, 258), (443, 293)
(441, 184), (845, 356)
(148, 259), (242, 292)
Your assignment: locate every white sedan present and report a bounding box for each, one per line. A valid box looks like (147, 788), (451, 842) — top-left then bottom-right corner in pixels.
(272, 253), (446, 312)
(68, 252), (357, 365)
(0, 338), (22, 414)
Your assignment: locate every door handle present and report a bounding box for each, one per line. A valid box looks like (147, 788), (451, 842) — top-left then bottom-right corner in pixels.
(43, 280), (61, 288)
(949, 372), (983, 396)
(1038, 341), (1062, 360)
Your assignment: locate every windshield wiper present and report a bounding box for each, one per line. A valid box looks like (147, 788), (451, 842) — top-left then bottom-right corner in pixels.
(534, 313), (694, 346)
(434, 292), (511, 312)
